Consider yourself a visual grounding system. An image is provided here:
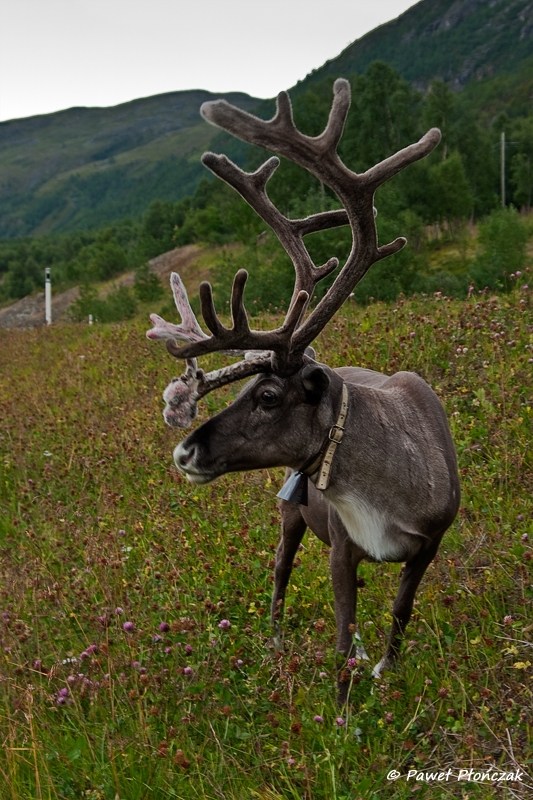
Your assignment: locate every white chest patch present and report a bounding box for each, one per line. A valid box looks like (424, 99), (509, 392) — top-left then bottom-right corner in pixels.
(328, 491), (406, 562)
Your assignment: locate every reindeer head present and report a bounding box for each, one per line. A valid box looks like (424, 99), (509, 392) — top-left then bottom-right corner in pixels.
(147, 79), (440, 484)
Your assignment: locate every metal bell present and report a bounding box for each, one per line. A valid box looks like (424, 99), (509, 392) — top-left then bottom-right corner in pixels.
(276, 471), (308, 506)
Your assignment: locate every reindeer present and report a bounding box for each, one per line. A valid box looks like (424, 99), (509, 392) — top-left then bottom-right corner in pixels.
(147, 79), (460, 704)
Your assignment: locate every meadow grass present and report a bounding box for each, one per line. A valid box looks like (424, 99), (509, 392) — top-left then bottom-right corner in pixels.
(0, 286), (532, 799)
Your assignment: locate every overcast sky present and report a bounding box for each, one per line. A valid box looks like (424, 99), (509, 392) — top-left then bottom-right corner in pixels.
(0, 0), (418, 123)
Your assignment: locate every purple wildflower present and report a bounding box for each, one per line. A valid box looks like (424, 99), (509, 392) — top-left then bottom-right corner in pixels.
(313, 715), (324, 723)
(336, 717), (345, 727)
(183, 666), (193, 676)
(159, 622), (170, 632)
(123, 621), (134, 632)
(218, 619), (231, 630)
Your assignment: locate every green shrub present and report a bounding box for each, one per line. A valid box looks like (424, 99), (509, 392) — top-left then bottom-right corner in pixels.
(70, 284), (138, 323)
(133, 263), (164, 302)
(469, 207), (528, 290)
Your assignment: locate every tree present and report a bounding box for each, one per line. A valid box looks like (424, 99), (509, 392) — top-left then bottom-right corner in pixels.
(427, 152), (473, 228)
(133, 263), (164, 302)
(3, 256), (41, 299)
(340, 62), (423, 171)
(510, 115), (533, 211)
(469, 207), (527, 290)
(452, 115), (498, 218)
(423, 80), (455, 160)
(88, 242), (128, 280)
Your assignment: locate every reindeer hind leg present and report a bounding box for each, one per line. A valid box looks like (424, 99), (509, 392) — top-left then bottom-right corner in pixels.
(372, 540), (441, 679)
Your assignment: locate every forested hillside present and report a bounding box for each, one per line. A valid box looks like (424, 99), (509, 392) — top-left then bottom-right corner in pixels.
(1, 0), (532, 242)
(0, 90), (260, 239)
(0, 0), (532, 314)
(300, 0), (533, 97)
(1, 60), (531, 315)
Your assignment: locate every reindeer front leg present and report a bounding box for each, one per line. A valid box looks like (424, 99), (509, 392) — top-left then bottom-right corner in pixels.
(271, 500), (307, 651)
(328, 508), (366, 705)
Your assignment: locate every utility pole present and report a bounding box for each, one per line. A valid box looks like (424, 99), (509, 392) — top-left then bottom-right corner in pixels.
(45, 268), (52, 325)
(501, 131), (506, 207)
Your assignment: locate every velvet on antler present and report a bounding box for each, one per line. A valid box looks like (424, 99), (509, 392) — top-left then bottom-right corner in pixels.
(147, 78), (441, 423)
(147, 272), (272, 427)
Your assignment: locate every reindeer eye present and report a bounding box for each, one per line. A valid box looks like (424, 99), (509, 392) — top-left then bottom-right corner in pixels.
(259, 389), (278, 406)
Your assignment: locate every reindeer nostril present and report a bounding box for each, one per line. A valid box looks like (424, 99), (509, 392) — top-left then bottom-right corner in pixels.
(174, 443), (196, 471)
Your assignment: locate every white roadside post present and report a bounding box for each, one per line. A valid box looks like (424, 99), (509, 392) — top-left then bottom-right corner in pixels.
(45, 268), (52, 325)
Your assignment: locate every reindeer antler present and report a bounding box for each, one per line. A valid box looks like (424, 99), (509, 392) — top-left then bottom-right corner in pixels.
(147, 272), (273, 427)
(164, 79), (440, 373)
(148, 79), (441, 421)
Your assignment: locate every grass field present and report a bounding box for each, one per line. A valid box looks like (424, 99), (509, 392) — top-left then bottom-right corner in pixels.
(0, 285), (532, 799)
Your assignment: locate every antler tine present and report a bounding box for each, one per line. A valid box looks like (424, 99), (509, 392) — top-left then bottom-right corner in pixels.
(150, 274), (276, 429)
(165, 273), (305, 362)
(162, 351), (274, 429)
(200, 80), (441, 362)
(146, 272), (210, 346)
(198, 281), (226, 338)
(316, 78), (352, 152)
(362, 128), (442, 190)
(201, 151), (345, 340)
(201, 152), (342, 292)
(230, 269), (249, 332)
(196, 269), (252, 344)
(201, 78), (352, 183)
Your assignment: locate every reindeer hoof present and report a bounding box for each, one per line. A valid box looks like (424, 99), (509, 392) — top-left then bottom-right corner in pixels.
(354, 631), (370, 661)
(371, 656), (397, 679)
(356, 644), (370, 661)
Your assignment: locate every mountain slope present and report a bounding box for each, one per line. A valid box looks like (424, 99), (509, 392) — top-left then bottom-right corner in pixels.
(0, 90), (261, 238)
(298, 0), (533, 94)
(1, 0), (532, 240)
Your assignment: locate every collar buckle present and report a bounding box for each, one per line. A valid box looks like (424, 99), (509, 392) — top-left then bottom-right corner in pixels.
(328, 423), (345, 444)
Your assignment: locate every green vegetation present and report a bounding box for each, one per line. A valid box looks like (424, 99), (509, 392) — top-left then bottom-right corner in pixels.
(0, 90), (261, 240)
(303, 0), (533, 112)
(1, 60), (533, 318)
(2, 1), (532, 242)
(1, 284), (532, 798)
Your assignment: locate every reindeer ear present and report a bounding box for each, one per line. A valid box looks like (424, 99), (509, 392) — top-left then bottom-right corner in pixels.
(301, 364), (330, 400)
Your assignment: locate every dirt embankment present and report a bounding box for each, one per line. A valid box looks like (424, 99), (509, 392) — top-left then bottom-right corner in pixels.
(0, 244), (204, 330)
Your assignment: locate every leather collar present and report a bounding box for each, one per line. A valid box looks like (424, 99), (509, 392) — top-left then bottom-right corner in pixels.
(302, 382), (349, 491)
